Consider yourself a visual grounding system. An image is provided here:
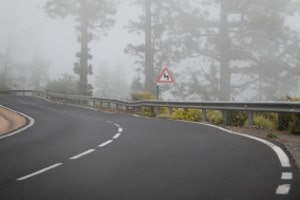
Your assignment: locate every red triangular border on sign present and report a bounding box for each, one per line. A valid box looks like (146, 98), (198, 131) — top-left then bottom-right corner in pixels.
(157, 67), (174, 83)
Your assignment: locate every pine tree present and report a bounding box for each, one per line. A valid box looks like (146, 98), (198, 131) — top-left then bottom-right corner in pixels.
(44, 0), (117, 95)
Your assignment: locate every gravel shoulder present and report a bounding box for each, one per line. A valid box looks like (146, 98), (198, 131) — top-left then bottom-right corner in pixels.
(0, 106), (26, 136)
(225, 126), (300, 169)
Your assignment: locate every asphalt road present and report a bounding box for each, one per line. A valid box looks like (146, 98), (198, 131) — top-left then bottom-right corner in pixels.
(0, 95), (299, 200)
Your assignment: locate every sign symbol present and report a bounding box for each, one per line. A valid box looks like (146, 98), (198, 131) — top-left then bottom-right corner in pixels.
(163, 73), (169, 80)
(157, 67), (174, 85)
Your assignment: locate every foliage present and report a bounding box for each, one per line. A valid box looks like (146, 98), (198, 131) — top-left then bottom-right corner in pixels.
(289, 113), (300, 135)
(206, 110), (223, 125)
(126, 0), (200, 92)
(131, 91), (156, 117)
(286, 96), (300, 134)
(171, 108), (202, 122)
(169, 0), (300, 101)
(278, 112), (291, 130)
(44, 0), (117, 95)
(94, 63), (130, 99)
(226, 111), (247, 126)
(46, 74), (80, 95)
(267, 131), (278, 139)
(253, 113), (278, 130)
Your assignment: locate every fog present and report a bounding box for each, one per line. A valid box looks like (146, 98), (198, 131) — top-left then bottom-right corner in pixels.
(0, 0), (299, 101)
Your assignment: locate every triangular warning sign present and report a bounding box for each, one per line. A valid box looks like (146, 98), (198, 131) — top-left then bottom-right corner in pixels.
(157, 67), (174, 84)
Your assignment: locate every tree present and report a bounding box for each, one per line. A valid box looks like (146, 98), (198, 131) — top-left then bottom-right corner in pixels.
(46, 74), (80, 94)
(94, 62), (130, 98)
(126, 0), (200, 94)
(29, 51), (50, 90)
(172, 0), (300, 100)
(44, 0), (117, 95)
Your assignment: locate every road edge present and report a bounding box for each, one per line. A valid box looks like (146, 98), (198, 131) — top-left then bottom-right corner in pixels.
(0, 105), (35, 140)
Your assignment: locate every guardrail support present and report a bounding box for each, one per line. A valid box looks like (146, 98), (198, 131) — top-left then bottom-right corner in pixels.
(168, 107), (172, 118)
(248, 111), (254, 127)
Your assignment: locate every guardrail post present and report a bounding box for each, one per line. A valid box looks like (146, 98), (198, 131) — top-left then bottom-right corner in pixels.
(202, 109), (207, 122)
(168, 107), (172, 118)
(248, 111), (253, 127)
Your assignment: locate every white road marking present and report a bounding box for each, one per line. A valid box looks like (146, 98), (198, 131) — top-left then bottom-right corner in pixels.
(0, 105), (35, 140)
(196, 122), (291, 168)
(17, 163), (63, 181)
(281, 172), (293, 180)
(98, 140), (113, 147)
(113, 123), (120, 128)
(69, 149), (96, 160)
(276, 184), (291, 195)
(113, 133), (121, 139)
(118, 128), (123, 133)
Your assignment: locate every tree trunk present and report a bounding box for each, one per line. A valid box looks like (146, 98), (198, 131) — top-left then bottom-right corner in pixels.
(144, 0), (155, 94)
(79, 0), (89, 95)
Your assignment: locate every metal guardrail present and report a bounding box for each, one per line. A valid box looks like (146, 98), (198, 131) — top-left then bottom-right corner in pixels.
(1, 90), (300, 126)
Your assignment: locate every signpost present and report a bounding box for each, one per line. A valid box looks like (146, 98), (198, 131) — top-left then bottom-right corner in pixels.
(156, 67), (174, 99)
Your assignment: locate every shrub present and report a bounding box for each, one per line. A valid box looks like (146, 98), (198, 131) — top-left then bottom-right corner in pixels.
(284, 96), (300, 134)
(206, 110), (223, 125)
(267, 131), (278, 139)
(253, 114), (277, 129)
(289, 113), (300, 134)
(278, 113), (291, 130)
(131, 91), (156, 117)
(172, 108), (202, 122)
(226, 111), (247, 126)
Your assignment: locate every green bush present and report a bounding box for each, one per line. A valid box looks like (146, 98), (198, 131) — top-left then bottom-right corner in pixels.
(284, 96), (300, 134)
(206, 110), (223, 125)
(226, 111), (247, 126)
(289, 113), (300, 134)
(131, 91), (156, 117)
(278, 113), (291, 130)
(172, 108), (202, 122)
(253, 114), (277, 129)
(131, 91), (155, 101)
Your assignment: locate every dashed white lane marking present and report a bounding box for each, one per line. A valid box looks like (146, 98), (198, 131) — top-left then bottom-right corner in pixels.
(276, 184), (291, 195)
(17, 163), (63, 181)
(281, 172), (293, 180)
(98, 140), (113, 147)
(113, 133), (121, 139)
(70, 149), (96, 160)
(118, 128), (123, 133)
(114, 123), (120, 128)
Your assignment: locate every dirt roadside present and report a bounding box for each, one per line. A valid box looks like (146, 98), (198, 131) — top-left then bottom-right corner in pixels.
(226, 126), (300, 169)
(0, 106), (26, 136)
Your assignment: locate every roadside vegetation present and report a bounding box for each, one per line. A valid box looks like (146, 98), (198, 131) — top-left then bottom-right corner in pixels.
(131, 92), (300, 135)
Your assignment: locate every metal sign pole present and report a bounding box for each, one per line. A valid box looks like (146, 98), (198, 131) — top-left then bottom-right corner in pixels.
(156, 85), (159, 100)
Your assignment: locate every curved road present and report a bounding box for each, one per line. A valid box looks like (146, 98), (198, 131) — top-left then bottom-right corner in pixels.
(0, 96), (299, 200)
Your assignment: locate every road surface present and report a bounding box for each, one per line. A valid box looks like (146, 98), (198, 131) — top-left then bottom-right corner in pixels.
(0, 95), (299, 200)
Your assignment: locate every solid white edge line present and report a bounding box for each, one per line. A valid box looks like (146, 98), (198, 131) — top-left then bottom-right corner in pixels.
(17, 163), (63, 181)
(113, 133), (121, 139)
(281, 172), (293, 180)
(276, 184), (291, 195)
(194, 122), (291, 168)
(0, 105), (35, 140)
(98, 140), (113, 147)
(69, 149), (96, 160)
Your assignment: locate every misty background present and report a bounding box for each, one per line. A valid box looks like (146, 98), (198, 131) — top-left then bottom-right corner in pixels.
(0, 0), (299, 101)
